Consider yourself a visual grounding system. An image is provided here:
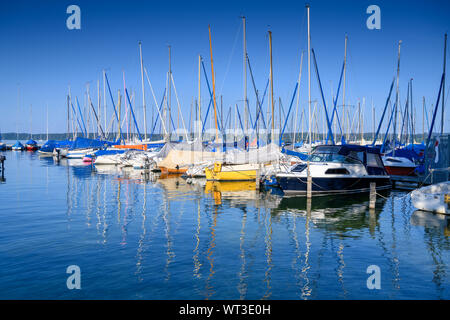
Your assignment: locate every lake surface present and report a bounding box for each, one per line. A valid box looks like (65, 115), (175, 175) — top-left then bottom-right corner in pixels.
(0, 148), (449, 299)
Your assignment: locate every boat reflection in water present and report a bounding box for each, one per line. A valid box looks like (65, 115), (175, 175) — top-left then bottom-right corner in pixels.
(204, 180), (281, 208)
(273, 191), (390, 234)
(7, 149), (448, 299)
(411, 210), (450, 236)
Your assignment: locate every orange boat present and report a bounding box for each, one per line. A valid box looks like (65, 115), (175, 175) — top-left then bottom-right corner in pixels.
(159, 166), (187, 174)
(112, 144), (148, 151)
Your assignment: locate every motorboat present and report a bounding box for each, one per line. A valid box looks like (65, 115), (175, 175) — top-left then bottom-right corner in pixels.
(276, 144), (391, 196)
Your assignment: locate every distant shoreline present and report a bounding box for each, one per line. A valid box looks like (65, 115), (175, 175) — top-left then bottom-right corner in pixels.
(1, 132), (447, 142)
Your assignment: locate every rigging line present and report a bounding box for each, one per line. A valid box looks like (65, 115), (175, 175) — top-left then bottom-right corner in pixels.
(218, 19), (242, 96)
(170, 73), (190, 142)
(144, 67), (168, 135)
(311, 48), (335, 145)
(75, 96), (88, 137)
(125, 88), (142, 141)
(247, 55), (268, 130)
(150, 88), (166, 138)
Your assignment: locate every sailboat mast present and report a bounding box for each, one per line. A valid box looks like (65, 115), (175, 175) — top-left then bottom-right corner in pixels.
(139, 42), (147, 141)
(198, 55), (202, 141)
(208, 25), (219, 140)
(306, 3), (312, 199)
(46, 102), (49, 141)
(30, 104), (32, 140)
(269, 30), (275, 141)
(67, 94), (70, 140)
(394, 40), (402, 150)
(243, 16), (248, 148)
(307, 5), (311, 148)
(372, 99), (375, 143)
(103, 70), (107, 139)
(167, 45), (172, 141)
(422, 96), (425, 142)
(17, 86), (20, 140)
(97, 79), (101, 138)
(117, 90), (121, 142)
(342, 35), (347, 140)
(441, 33), (447, 135)
(293, 51), (304, 146)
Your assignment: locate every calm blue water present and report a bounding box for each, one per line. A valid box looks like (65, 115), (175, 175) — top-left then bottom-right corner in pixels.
(0, 149), (449, 299)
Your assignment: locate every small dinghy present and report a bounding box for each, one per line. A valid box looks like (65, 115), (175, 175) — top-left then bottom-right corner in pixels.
(411, 181), (450, 215)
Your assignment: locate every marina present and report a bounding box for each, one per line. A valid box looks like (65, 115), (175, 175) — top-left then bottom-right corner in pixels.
(0, 149), (449, 299)
(0, 0), (449, 301)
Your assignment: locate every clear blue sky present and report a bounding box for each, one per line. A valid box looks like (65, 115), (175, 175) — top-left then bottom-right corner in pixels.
(0, 0), (449, 135)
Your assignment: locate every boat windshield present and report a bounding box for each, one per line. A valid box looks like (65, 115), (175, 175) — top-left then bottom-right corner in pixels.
(308, 151), (361, 164)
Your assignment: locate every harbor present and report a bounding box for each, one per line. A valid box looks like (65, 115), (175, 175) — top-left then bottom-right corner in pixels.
(0, 0), (449, 301)
(0, 149), (449, 299)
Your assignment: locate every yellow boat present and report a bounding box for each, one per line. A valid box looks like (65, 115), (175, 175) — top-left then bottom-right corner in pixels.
(204, 162), (260, 181)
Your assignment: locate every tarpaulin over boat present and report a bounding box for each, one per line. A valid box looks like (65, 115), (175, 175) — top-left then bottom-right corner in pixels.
(57, 140), (73, 148)
(40, 140), (58, 152)
(384, 148), (422, 161)
(93, 149), (126, 156)
(26, 139), (37, 145)
(223, 143), (283, 164)
(156, 141), (219, 170)
(281, 147), (308, 160)
(41, 140), (72, 152)
(40, 140), (75, 152)
(69, 137), (115, 150)
(12, 141), (24, 149)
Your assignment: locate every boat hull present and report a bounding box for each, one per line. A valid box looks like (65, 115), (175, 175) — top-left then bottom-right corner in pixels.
(277, 176), (392, 196)
(38, 150), (54, 156)
(384, 166), (416, 176)
(159, 166), (188, 174)
(205, 163), (259, 181)
(26, 145), (38, 151)
(66, 148), (95, 159)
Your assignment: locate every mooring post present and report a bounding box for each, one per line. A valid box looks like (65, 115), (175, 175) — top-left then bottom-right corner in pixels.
(307, 162), (312, 198)
(0, 155), (5, 180)
(55, 148), (61, 162)
(369, 182), (376, 209)
(256, 163), (262, 190)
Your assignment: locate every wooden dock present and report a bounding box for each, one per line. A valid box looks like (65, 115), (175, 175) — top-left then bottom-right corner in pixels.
(391, 175), (425, 190)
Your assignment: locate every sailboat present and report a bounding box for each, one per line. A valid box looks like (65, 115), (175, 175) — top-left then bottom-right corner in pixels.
(12, 86), (24, 151)
(25, 139), (38, 151)
(205, 162), (259, 181)
(26, 104), (38, 151)
(0, 130), (6, 151)
(38, 103), (54, 156)
(12, 141), (24, 151)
